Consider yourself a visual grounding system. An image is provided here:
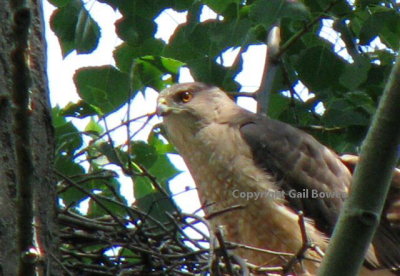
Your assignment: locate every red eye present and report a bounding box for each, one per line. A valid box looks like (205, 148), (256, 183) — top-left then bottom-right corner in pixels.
(179, 91), (193, 103)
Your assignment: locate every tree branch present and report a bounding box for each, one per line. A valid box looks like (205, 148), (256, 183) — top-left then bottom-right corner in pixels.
(256, 25), (280, 115)
(318, 46), (400, 276)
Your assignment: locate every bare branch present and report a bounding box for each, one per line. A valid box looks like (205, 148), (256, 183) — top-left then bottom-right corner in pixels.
(256, 25), (281, 115)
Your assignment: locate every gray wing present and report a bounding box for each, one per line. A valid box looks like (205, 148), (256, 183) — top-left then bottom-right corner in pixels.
(239, 114), (400, 271)
(239, 114), (352, 234)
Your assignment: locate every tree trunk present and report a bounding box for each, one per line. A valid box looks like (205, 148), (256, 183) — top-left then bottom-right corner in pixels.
(0, 1), (60, 275)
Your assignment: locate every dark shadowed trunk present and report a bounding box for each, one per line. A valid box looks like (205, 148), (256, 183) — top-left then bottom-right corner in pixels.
(0, 1), (60, 275)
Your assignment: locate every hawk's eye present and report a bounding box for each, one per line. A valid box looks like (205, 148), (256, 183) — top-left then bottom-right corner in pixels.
(178, 91), (193, 103)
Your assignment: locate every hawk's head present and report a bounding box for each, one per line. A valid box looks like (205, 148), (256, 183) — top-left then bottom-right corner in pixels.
(156, 82), (247, 153)
(157, 82), (243, 130)
(157, 82), (212, 116)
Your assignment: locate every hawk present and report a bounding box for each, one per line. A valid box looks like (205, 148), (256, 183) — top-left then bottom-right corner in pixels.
(156, 82), (400, 275)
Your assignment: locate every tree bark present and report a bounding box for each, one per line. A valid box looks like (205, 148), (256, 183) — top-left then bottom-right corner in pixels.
(0, 0), (60, 275)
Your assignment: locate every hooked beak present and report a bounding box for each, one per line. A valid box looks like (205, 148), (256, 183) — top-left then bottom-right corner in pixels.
(156, 98), (171, 116)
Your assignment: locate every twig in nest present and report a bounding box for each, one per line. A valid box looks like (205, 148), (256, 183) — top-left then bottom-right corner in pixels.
(211, 228), (250, 276)
(230, 255), (250, 276)
(215, 227), (235, 275)
(246, 262), (284, 274)
(283, 211), (322, 274)
(226, 242), (294, 257)
(205, 204), (246, 220)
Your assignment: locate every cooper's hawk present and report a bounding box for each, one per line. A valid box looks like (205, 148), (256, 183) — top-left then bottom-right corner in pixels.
(156, 82), (400, 275)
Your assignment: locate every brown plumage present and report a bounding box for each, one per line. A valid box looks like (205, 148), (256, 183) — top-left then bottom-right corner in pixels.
(157, 82), (400, 275)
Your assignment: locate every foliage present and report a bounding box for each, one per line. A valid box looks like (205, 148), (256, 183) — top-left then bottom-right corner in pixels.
(48, 0), (400, 274)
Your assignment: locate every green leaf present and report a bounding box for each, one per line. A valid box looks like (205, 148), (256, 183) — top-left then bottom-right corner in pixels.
(117, 248), (141, 264)
(74, 66), (131, 115)
(131, 141), (158, 169)
(133, 56), (185, 90)
(52, 107), (83, 154)
(345, 91), (376, 115)
(339, 57), (371, 90)
(132, 149), (180, 199)
(97, 0), (121, 10)
(349, 9), (369, 37)
(302, 0), (350, 15)
(173, 0), (196, 11)
(190, 56), (241, 90)
(371, 49), (396, 66)
(268, 93), (291, 119)
(55, 122), (83, 154)
(61, 100), (99, 118)
(75, 7), (101, 54)
(85, 118), (103, 135)
(296, 45), (345, 91)
(134, 176), (156, 201)
(148, 131), (176, 155)
(149, 154), (180, 185)
(358, 0), (381, 9)
(359, 9), (400, 50)
(203, 0), (240, 14)
(56, 165), (87, 207)
(204, 19), (254, 49)
(50, 1), (79, 56)
(150, 56), (184, 75)
(135, 191), (178, 225)
(87, 196), (127, 218)
(48, 0), (72, 7)
(323, 97), (370, 127)
(50, 0), (100, 56)
(52, 106), (68, 127)
(96, 142), (123, 166)
(116, 15), (156, 45)
(77, 176), (128, 218)
(114, 40), (165, 72)
(54, 155), (85, 176)
(277, 99), (318, 126)
(249, 0), (310, 29)
(59, 184), (87, 207)
(165, 24), (200, 61)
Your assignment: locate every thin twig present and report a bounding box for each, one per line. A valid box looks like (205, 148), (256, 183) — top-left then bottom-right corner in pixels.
(137, 163), (171, 199)
(283, 211), (315, 274)
(215, 227), (234, 275)
(130, 112), (155, 140)
(72, 112), (155, 160)
(55, 171), (127, 229)
(205, 204), (246, 220)
(275, 0), (342, 60)
(226, 242), (294, 257)
(49, 252), (74, 276)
